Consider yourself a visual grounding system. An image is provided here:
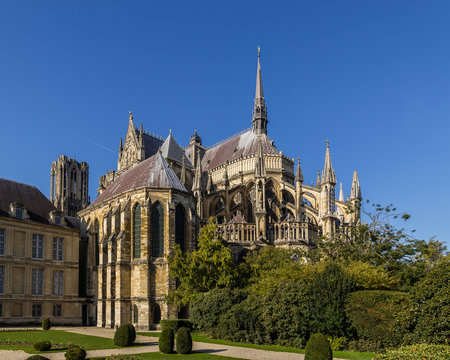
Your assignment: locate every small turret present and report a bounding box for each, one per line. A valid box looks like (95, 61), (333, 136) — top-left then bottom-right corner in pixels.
(316, 170), (321, 188)
(339, 182), (344, 202)
(295, 157), (304, 183)
(350, 171), (361, 200)
(193, 150), (202, 192)
(321, 140), (336, 185)
(206, 171), (213, 193)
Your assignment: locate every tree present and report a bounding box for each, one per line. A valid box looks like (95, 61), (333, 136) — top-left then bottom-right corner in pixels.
(167, 218), (242, 307)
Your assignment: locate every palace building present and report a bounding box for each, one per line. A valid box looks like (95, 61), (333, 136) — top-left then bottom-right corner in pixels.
(78, 52), (362, 329)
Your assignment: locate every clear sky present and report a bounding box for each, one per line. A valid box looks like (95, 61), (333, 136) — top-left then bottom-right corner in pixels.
(1, 1), (449, 247)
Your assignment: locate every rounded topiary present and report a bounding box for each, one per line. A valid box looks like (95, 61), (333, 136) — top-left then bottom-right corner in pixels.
(305, 333), (333, 360)
(64, 347), (86, 360)
(126, 323), (136, 342)
(27, 356), (50, 360)
(113, 324), (135, 347)
(42, 318), (51, 330)
(176, 327), (192, 354)
(32, 340), (51, 351)
(158, 328), (174, 354)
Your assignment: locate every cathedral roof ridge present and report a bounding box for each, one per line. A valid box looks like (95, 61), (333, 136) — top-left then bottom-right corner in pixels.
(206, 127), (253, 150)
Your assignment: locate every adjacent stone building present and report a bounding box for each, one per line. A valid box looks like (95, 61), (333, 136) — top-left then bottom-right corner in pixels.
(78, 51), (362, 329)
(0, 178), (85, 325)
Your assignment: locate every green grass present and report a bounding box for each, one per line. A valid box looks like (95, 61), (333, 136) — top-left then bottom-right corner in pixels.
(0, 330), (117, 353)
(91, 352), (242, 359)
(138, 332), (375, 360)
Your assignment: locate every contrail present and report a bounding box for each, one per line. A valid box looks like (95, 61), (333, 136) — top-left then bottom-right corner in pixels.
(72, 133), (115, 153)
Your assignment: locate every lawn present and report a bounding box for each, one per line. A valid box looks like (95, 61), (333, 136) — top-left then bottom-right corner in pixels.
(138, 332), (375, 360)
(0, 330), (117, 353)
(92, 352), (242, 360)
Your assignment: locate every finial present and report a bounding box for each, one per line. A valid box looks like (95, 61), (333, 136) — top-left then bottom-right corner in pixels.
(257, 46), (261, 58)
(297, 157), (301, 164)
(169, 129), (172, 135)
(129, 111), (133, 121)
(326, 139), (329, 148)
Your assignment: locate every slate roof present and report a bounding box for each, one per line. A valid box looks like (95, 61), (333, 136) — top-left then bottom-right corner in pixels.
(139, 131), (164, 159)
(202, 130), (279, 171)
(0, 178), (57, 225)
(90, 151), (187, 207)
(160, 133), (193, 168)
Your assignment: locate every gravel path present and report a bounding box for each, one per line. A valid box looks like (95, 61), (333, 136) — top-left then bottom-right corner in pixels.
(0, 327), (349, 360)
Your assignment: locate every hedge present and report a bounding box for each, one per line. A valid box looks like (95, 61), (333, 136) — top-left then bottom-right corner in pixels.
(160, 319), (193, 332)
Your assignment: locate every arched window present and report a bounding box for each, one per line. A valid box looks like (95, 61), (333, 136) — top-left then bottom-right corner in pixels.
(151, 202), (164, 258)
(133, 204), (141, 259)
(153, 304), (161, 324)
(175, 205), (185, 251)
(94, 219), (99, 266)
(133, 305), (138, 323)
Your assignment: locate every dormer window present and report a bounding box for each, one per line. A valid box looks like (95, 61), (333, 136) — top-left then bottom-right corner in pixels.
(9, 203), (27, 220)
(15, 205), (23, 219)
(49, 210), (65, 226)
(55, 215), (61, 225)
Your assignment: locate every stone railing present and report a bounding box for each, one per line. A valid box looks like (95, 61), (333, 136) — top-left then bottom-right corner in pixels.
(266, 221), (319, 243)
(217, 223), (257, 243)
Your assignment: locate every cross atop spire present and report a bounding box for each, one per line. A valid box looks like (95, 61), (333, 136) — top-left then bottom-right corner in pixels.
(252, 48), (268, 135)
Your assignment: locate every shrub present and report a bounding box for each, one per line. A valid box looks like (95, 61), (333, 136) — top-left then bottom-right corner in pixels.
(176, 327), (192, 354)
(327, 337), (347, 351)
(345, 290), (407, 348)
(42, 318), (51, 330)
(160, 319), (193, 332)
(373, 343), (450, 360)
(305, 333), (332, 360)
(26, 356), (50, 360)
(113, 324), (135, 347)
(158, 328), (174, 354)
(32, 340), (51, 351)
(64, 347), (86, 360)
(126, 323), (136, 343)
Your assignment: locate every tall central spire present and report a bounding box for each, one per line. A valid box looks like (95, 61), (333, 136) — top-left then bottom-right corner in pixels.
(252, 47), (268, 135)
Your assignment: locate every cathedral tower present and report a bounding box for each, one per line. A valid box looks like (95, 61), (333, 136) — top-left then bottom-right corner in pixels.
(252, 48), (268, 135)
(51, 155), (89, 217)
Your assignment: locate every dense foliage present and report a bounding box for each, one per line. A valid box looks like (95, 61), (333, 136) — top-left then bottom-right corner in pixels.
(113, 324), (135, 347)
(175, 327), (192, 354)
(394, 258), (450, 345)
(304, 333), (332, 360)
(64, 347), (86, 360)
(346, 290), (407, 348)
(158, 328), (174, 354)
(26, 356), (49, 360)
(32, 340), (51, 351)
(373, 344), (450, 360)
(41, 318), (51, 331)
(160, 319), (193, 332)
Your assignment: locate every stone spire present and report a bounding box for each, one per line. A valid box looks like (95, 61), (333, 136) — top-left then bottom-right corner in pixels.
(254, 138), (266, 178)
(316, 170), (321, 188)
(206, 171), (213, 193)
(339, 182), (344, 201)
(119, 137), (123, 152)
(193, 149), (202, 192)
(295, 157), (304, 183)
(321, 140), (336, 185)
(180, 154), (186, 186)
(350, 171), (361, 200)
(139, 123), (144, 146)
(252, 47), (268, 135)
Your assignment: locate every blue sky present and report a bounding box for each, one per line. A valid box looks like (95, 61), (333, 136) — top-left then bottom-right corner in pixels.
(0, 1), (449, 246)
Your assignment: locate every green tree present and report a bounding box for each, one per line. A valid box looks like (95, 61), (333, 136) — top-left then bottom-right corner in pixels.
(167, 218), (242, 307)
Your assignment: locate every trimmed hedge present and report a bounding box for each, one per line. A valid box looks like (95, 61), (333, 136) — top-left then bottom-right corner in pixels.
(373, 344), (450, 360)
(26, 356), (50, 360)
(176, 327), (192, 354)
(159, 328), (174, 354)
(64, 347), (86, 360)
(32, 340), (51, 351)
(305, 333), (332, 360)
(42, 318), (51, 331)
(114, 324), (135, 347)
(345, 290), (407, 348)
(160, 319), (193, 332)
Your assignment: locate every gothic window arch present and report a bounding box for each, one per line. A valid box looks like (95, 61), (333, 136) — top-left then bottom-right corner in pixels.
(151, 202), (164, 258)
(175, 204), (185, 252)
(133, 203), (141, 259)
(94, 218), (99, 266)
(133, 305), (138, 324)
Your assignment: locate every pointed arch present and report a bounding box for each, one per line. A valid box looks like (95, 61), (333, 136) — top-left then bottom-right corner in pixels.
(151, 202), (164, 258)
(175, 204), (185, 251)
(133, 304), (138, 324)
(133, 203), (141, 259)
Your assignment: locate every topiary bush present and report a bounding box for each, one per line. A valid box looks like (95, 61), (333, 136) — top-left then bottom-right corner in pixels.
(32, 340), (51, 351)
(176, 327), (192, 354)
(113, 324), (135, 347)
(42, 318), (51, 330)
(305, 333), (333, 360)
(160, 319), (193, 332)
(26, 356), (50, 360)
(158, 328), (174, 354)
(64, 347), (86, 360)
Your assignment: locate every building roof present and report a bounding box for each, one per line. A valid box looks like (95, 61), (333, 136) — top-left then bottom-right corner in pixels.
(202, 130), (279, 171)
(90, 151), (187, 207)
(140, 131), (164, 159)
(160, 132), (193, 168)
(0, 178), (57, 224)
